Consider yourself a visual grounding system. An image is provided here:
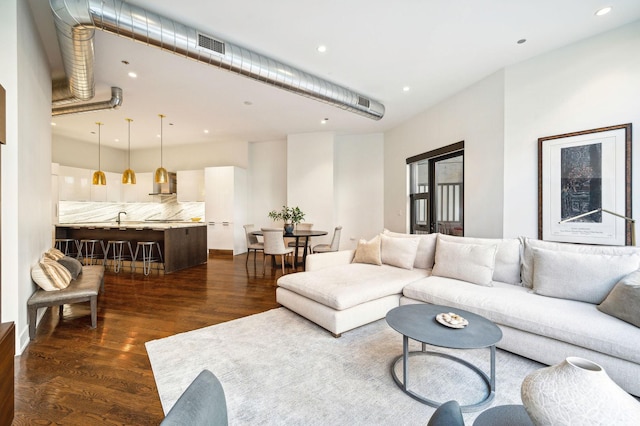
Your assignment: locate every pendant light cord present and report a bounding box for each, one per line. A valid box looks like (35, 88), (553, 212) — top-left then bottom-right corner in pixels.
(96, 121), (102, 170)
(159, 114), (165, 167)
(126, 118), (132, 169)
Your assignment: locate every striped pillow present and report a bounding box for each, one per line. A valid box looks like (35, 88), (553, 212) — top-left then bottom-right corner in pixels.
(39, 258), (72, 290)
(44, 247), (66, 261)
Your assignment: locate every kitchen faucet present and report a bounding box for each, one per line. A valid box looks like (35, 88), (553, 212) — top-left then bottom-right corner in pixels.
(117, 211), (127, 225)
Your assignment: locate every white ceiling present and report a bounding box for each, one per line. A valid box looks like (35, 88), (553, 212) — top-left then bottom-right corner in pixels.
(29, 0), (640, 150)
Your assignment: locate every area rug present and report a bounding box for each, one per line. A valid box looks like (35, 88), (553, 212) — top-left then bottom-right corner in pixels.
(146, 308), (543, 425)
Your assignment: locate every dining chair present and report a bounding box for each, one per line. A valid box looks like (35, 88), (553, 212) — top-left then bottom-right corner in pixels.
(243, 224), (264, 266)
(287, 222), (314, 252)
(261, 228), (294, 275)
(312, 226), (342, 253)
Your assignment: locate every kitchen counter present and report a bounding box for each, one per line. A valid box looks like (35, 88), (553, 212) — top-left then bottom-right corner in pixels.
(58, 221), (205, 230)
(55, 222), (207, 274)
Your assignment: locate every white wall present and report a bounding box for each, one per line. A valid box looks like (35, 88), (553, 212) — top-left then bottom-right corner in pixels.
(53, 135), (249, 173)
(335, 133), (384, 249)
(384, 70), (505, 237)
(504, 20), (640, 241)
(1, 0), (52, 352)
(287, 133), (336, 236)
(53, 135), (126, 172)
(247, 140), (287, 228)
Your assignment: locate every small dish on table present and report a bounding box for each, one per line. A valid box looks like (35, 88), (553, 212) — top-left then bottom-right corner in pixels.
(436, 312), (469, 329)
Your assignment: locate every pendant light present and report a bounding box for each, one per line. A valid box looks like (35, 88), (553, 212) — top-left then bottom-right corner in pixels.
(122, 118), (137, 184)
(154, 113), (169, 183)
(92, 121), (106, 185)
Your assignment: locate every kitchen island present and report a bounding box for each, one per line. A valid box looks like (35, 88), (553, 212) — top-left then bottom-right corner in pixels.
(55, 222), (207, 274)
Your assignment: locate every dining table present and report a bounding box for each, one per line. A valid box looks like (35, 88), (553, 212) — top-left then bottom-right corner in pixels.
(252, 229), (328, 268)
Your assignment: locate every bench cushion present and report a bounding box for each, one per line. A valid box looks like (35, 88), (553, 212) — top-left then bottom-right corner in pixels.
(28, 265), (104, 305)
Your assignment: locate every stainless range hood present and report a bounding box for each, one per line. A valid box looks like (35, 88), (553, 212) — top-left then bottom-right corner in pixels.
(149, 172), (177, 195)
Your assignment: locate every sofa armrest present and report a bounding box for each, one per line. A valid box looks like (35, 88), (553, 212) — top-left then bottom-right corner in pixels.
(305, 250), (355, 271)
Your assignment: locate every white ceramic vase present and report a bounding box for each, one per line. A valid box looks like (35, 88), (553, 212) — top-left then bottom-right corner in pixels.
(521, 357), (640, 425)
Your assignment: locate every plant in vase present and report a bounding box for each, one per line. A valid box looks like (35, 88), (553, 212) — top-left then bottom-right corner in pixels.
(268, 206), (305, 234)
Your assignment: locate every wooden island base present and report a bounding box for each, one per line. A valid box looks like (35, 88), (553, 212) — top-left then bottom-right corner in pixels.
(56, 224), (207, 274)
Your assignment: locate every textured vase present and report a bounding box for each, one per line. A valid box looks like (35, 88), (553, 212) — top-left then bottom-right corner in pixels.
(284, 223), (294, 235)
(521, 357), (640, 425)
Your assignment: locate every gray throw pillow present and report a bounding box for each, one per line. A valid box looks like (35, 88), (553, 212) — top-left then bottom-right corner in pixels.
(598, 270), (640, 328)
(57, 256), (83, 280)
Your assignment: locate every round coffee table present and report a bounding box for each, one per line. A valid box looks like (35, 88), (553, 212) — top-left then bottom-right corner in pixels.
(386, 303), (503, 412)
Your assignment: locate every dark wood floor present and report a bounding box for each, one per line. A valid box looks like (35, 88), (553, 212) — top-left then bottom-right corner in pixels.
(13, 253), (290, 425)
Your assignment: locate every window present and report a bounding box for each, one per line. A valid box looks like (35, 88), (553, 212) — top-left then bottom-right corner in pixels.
(407, 142), (464, 235)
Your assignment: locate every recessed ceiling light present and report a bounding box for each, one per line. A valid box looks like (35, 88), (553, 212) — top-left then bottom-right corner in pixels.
(114, 138), (119, 142)
(51, 122), (56, 126)
(317, 45), (327, 53)
(403, 86), (410, 92)
(595, 7), (612, 16)
(517, 39), (527, 45)
(204, 129), (209, 134)
(321, 118), (329, 124)
(128, 71), (137, 78)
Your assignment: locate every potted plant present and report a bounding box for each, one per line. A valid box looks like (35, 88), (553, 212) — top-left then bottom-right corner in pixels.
(268, 206), (305, 234)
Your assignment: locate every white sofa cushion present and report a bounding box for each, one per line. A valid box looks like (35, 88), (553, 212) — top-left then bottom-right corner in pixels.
(277, 263), (429, 311)
(431, 237), (497, 286)
(521, 237), (640, 289)
(532, 247), (640, 304)
(380, 233), (420, 270)
(352, 235), (382, 266)
(598, 270), (640, 328)
(383, 230), (437, 269)
(438, 234), (522, 285)
(402, 276), (640, 364)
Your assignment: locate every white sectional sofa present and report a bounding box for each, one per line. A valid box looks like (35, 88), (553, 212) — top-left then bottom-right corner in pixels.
(276, 231), (640, 396)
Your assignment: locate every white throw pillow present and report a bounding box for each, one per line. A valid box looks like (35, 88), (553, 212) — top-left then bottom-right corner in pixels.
(431, 237), (498, 286)
(521, 237), (640, 289)
(352, 235), (382, 266)
(438, 234), (522, 284)
(380, 233), (420, 270)
(383, 230), (437, 269)
(532, 247), (640, 304)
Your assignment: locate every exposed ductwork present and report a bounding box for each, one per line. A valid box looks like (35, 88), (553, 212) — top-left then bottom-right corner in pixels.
(49, 0), (385, 120)
(52, 86), (123, 116)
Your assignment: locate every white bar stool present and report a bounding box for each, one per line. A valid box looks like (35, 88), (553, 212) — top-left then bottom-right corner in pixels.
(133, 241), (164, 275)
(104, 240), (134, 273)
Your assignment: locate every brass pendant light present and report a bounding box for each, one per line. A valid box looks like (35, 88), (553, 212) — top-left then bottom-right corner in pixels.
(154, 113), (169, 183)
(122, 118), (137, 184)
(92, 121), (106, 185)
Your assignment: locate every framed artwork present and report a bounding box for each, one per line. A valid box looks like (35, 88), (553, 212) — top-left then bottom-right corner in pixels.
(538, 123), (632, 245)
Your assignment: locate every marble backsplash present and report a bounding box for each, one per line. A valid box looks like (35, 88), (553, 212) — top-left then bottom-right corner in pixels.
(59, 195), (205, 223)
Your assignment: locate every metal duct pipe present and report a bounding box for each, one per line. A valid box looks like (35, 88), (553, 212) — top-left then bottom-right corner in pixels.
(49, 0), (385, 120)
(52, 86), (123, 116)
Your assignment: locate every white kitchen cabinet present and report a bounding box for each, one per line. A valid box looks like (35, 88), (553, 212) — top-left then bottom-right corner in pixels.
(90, 171), (122, 202)
(205, 166), (247, 254)
(122, 172), (154, 203)
(177, 169), (205, 202)
(58, 166), (91, 201)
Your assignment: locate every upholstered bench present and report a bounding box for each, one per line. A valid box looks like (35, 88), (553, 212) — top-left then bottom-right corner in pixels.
(28, 265), (105, 340)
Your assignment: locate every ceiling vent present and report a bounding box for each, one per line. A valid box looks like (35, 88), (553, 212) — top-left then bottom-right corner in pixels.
(197, 33), (225, 55)
(358, 96), (371, 109)
(49, 0), (385, 120)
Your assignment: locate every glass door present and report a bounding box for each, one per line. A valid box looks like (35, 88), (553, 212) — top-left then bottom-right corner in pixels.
(433, 154), (464, 235)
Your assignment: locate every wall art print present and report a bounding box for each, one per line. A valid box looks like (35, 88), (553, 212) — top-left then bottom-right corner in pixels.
(538, 124), (632, 245)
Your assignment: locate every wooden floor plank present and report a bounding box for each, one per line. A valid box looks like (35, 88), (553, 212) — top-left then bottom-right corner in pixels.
(14, 254), (286, 425)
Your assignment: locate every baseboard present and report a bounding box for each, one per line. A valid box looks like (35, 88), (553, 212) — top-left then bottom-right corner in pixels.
(208, 249), (233, 257)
